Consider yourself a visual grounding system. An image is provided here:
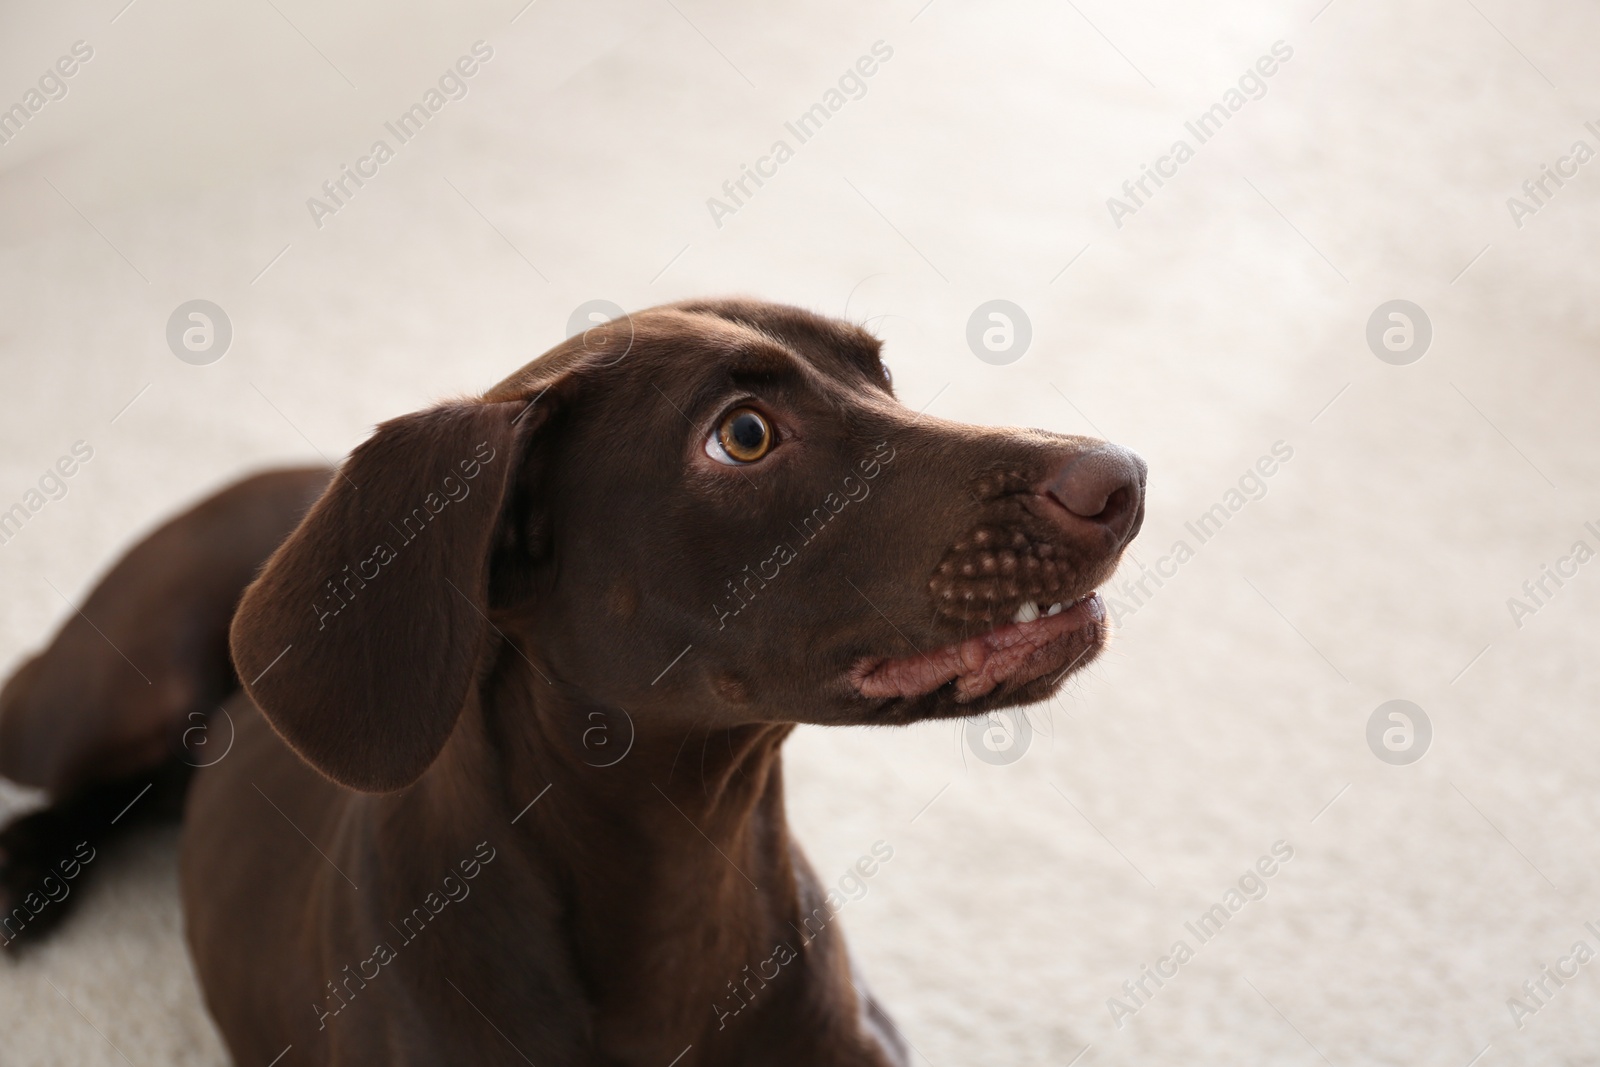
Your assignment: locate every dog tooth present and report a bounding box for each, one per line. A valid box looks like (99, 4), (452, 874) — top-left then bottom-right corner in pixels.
(1013, 601), (1041, 624)
(1045, 602), (1063, 616)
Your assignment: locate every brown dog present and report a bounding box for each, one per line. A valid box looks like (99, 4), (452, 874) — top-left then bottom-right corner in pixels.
(0, 298), (1144, 1066)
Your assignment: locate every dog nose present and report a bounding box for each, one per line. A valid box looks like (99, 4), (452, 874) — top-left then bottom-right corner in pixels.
(1044, 444), (1147, 546)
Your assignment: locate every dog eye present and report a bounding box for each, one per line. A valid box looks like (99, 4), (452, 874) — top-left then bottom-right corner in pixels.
(706, 408), (774, 465)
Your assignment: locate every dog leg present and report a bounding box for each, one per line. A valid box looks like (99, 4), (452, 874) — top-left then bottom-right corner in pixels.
(0, 468), (328, 948)
(0, 759), (190, 953)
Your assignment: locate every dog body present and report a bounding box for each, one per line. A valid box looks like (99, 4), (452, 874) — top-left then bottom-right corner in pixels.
(0, 300), (1144, 1065)
(186, 694), (882, 1065)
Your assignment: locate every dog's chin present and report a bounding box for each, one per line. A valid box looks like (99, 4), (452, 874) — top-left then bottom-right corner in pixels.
(845, 592), (1107, 724)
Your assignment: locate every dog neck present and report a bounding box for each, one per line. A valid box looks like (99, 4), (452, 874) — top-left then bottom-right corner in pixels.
(408, 659), (813, 1056)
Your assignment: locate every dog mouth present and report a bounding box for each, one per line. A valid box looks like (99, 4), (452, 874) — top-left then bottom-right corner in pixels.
(849, 592), (1106, 704)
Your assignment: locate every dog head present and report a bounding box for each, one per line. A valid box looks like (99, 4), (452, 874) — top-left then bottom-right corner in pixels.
(231, 298), (1145, 791)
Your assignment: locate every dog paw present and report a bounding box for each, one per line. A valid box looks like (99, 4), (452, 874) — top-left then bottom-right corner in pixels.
(0, 808), (88, 954)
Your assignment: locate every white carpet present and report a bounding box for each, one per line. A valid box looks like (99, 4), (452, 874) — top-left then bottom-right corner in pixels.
(2, 0), (1599, 1063)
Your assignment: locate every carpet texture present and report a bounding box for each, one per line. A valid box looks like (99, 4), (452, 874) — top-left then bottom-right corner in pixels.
(2, 0), (1598, 1063)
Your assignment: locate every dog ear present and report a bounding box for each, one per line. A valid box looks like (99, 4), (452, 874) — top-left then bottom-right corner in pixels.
(230, 397), (546, 793)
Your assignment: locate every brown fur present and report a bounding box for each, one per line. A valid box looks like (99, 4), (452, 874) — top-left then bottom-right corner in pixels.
(0, 299), (1144, 1065)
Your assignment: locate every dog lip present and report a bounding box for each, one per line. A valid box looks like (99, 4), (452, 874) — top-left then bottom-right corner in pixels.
(849, 593), (1105, 703)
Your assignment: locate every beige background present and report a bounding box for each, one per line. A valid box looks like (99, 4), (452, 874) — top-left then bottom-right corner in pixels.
(2, 0), (1599, 1063)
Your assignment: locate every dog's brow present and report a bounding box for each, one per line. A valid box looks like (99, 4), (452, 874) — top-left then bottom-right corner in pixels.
(676, 346), (805, 419)
(728, 346), (802, 381)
